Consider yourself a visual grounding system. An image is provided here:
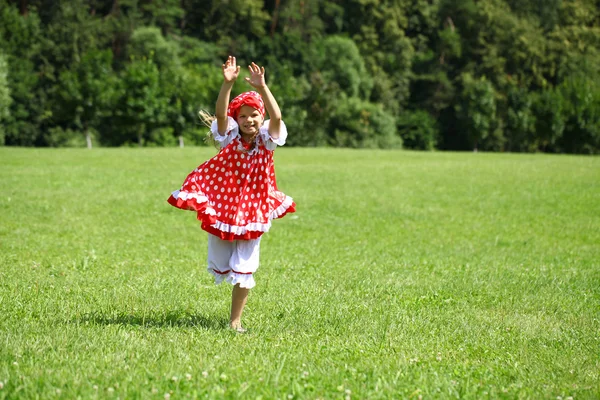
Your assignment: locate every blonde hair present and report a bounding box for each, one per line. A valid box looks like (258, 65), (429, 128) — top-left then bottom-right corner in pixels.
(198, 109), (260, 153)
(198, 109), (218, 149)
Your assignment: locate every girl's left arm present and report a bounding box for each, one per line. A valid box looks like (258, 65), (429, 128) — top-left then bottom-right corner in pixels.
(245, 63), (282, 139)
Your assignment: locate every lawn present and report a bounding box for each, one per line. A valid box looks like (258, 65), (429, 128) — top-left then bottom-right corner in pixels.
(0, 147), (599, 399)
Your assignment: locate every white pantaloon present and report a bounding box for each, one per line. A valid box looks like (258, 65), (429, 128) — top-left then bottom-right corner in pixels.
(207, 234), (262, 289)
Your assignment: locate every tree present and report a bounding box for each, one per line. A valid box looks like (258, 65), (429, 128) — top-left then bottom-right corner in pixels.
(328, 96), (401, 149)
(455, 73), (500, 151)
(396, 110), (438, 150)
(138, 0), (184, 35)
(111, 56), (168, 146)
(181, 0), (269, 52)
(0, 1), (44, 145)
(55, 49), (117, 148)
(0, 52), (11, 145)
(504, 86), (536, 152)
(558, 76), (600, 154)
(316, 36), (372, 99)
(532, 88), (565, 152)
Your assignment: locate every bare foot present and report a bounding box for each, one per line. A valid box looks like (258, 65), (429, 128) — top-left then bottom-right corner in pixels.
(230, 323), (248, 334)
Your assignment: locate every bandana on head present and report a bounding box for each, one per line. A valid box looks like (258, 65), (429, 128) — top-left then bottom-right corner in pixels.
(227, 91), (265, 121)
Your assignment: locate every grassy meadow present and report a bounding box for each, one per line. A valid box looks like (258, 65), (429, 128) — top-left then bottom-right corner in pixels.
(0, 147), (599, 399)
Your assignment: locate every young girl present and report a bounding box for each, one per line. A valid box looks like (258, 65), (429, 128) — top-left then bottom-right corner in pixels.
(168, 56), (295, 333)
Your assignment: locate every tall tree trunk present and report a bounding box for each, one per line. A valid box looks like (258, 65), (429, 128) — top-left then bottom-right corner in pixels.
(180, 0), (186, 30)
(85, 129), (92, 149)
(179, 135), (184, 148)
(109, 0), (122, 58)
(270, 0), (281, 37)
(19, 0), (28, 15)
(110, 0), (119, 15)
(138, 124), (145, 147)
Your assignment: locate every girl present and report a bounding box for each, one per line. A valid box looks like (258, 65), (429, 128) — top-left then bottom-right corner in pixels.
(168, 56), (295, 333)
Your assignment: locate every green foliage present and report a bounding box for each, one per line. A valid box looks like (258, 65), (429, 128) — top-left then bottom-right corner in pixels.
(43, 126), (89, 147)
(455, 73), (501, 151)
(505, 0), (562, 31)
(396, 109), (438, 150)
(505, 86), (536, 152)
(0, 52), (10, 145)
(317, 36), (373, 99)
(148, 126), (177, 147)
(139, 0), (185, 34)
(112, 56), (168, 146)
(0, 0), (599, 153)
(182, 0), (269, 49)
(40, 0), (107, 68)
(181, 126), (210, 146)
(267, 67), (312, 147)
(329, 96), (401, 149)
(532, 88), (566, 152)
(345, 0), (414, 112)
(557, 76), (600, 154)
(127, 26), (179, 70)
(55, 49), (118, 147)
(0, 1), (44, 145)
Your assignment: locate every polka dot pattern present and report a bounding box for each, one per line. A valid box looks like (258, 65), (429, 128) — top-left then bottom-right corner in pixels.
(168, 136), (295, 240)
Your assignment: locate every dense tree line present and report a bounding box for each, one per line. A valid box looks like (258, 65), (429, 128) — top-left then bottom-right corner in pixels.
(0, 0), (599, 153)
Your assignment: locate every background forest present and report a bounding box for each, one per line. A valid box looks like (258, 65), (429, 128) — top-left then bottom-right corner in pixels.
(0, 0), (599, 153)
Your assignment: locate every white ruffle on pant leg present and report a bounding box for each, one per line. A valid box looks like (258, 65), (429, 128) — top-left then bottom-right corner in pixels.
(207, 234), (261, 289)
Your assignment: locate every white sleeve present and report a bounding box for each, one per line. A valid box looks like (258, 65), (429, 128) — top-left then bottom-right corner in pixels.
(260, 120), (288, 150)
(211, 117), (239, 148)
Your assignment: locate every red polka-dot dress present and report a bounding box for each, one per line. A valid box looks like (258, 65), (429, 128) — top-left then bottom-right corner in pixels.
(168, 117), (295, 241)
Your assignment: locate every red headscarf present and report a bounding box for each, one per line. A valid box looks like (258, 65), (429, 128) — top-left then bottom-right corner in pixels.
(227, 91), (265, 121)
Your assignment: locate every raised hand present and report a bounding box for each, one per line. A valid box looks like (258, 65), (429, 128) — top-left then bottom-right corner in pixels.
(222, 56), (240, 83)
(244, 62), (266, 88)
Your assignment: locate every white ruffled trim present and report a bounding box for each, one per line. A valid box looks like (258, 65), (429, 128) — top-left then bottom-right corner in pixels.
(211, 117), (239, 148)
(212, 219), (272, 235)
(211, 118), (287, 152)
(208, 195), (294, 235)
(260, 120), (288, 150)
(171, 190), (216, 215)
(272, 195), (294, 219)
(209, 269), (256, 289)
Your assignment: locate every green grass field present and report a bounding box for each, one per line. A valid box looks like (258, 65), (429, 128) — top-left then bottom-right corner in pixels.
(1, 147), (599, 399)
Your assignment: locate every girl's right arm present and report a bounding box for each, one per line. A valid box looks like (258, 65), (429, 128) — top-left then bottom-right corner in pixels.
(216, 56), (240, 135)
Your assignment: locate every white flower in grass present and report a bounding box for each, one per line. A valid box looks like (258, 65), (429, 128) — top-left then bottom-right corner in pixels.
(171, 376), (178, 382)
(92, 385), (98, 390)
(0, 382), (3, 389)
(202, 371), (208, 378)
(185, 373), (192, 381)
(436, 352), (442, 361)
(220, 373), (228, 381)
(107, 387), (114, 393)
(151, 388), (158, 394)
(164, 393), (171, 400)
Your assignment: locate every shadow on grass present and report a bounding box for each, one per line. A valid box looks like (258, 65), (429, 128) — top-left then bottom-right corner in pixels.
(77, 310), (228, 330)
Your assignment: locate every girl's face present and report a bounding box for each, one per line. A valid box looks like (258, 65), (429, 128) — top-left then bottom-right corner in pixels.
(237, 105), (264, 135)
